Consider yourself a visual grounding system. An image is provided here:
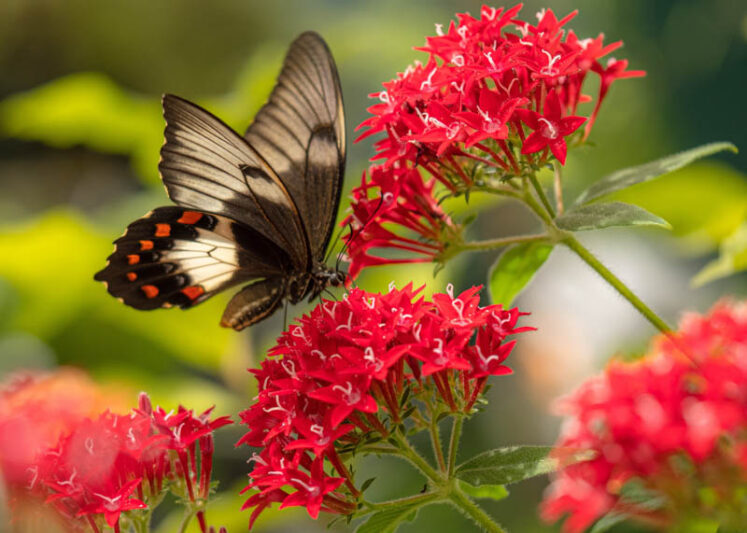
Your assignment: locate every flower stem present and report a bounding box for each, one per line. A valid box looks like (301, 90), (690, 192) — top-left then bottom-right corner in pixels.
(429, 416), (447, 472)
(393, 430), (443, 484)
(552, 161), (564, 215)
(447, 416), (463, 477)
(519, 185), (673, 335)
(178, 509), (196, 533)
(562, 234), (672, 334)
(362, 491), (441, 513)
(529, 173), (556, 218)
(448, 485), (507, 533)
(457, 233), (549, 252)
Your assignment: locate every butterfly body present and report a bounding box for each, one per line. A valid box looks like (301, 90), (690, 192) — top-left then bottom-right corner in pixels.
(95, 32), (346, 330)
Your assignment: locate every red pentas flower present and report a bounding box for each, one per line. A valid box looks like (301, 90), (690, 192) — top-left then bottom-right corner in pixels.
(541, 300), (747, 533)
(1, 380), (231, 533)
(237, 283), (531, 529)
(344, 4), (644, 276)
(342, 165), (461, 278)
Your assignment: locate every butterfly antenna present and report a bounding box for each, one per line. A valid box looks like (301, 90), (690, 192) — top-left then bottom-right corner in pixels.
(282, 299), (289, 330)
(323, 222), (348, 264)
(322, 287), (339, 302)
(334, 194), (387, 271)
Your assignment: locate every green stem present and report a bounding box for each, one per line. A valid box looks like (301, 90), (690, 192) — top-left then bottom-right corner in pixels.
(132, 513), (149, 533)
(393, 431), (443, 484)
(357, 445), (401, 455)
(473, 183), (523, 199)
(529, 173), (556, 218)
(563, 234), (672, 333)
(429, 418), (447, 472)
(178, 508), (196, 533)
(521, 189), (556, 227)
(552, 161), (564, 215)
(456, 233), (550, 252)
(362, 491), (441, 514)
(449, 485), (507, 533)
(447, 416), (463, 478)
(519, 185), (673, 335)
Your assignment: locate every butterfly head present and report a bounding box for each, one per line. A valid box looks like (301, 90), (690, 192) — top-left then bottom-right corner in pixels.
(327, 269), (346, 287)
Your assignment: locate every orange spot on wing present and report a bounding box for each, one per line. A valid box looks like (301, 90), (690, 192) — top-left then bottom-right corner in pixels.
(126, 272), (137, 281)
(177, 211), (203, 224)
(140, 240), (154, 250)
(155, 224), (171, 237)
(127, 254), (140, 265)
(141, 285), (159, 298)
(181, 285), (205, 301)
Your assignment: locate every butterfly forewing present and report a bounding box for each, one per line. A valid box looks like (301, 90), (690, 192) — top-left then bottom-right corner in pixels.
(244, 31), (346, 260)
(160, 94), (310, 269)
(96, 32), (346, 330)
(94, 207), (292, 310)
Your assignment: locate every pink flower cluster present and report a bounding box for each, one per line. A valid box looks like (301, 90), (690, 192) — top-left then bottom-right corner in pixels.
(237, 284), (530, 528)
(2, 383), (231, 533)
(542, 300), (747, 532)
(344, 4), (644, 276)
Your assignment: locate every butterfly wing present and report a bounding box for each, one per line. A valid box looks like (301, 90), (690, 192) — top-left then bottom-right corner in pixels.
(220, 278), (286, 330)
(94, 207), (293, 311)
(244, 31), (346, 261)
(160, 94), (310, 269)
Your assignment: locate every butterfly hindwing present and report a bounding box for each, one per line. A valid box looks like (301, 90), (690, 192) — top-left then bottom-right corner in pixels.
(160, 94), (310, 269)
(94, 207), (292, 311)
(244, 31), (346, 260)
(220, 277), (286, 330)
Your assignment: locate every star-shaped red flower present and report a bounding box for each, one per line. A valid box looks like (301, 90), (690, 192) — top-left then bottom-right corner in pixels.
(516, 91), (586, 164)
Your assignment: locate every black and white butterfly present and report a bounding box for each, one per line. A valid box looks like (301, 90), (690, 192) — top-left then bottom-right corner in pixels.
(95, 32), (346, 330)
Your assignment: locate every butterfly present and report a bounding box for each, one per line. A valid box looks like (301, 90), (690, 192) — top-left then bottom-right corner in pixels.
(94, 32), (346, 330)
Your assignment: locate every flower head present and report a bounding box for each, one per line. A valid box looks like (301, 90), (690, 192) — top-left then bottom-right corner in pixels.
(1, 376), (232, 533)
(238, 283), (530, 528)
(542, 300), (747, 532)
(344, 4), (644, 276)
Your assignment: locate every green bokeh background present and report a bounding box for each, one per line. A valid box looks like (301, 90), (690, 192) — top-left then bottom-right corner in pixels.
(0, 1), (744, 532)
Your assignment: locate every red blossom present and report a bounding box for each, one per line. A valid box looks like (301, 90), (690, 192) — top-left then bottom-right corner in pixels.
(344, 4), (644, 276)
(1, 384), (232, 533)
(542, 300), (747, 532)
(238, 283), (529, 528)
(342, 165), (461, 277)
(516, 91), (586, 164)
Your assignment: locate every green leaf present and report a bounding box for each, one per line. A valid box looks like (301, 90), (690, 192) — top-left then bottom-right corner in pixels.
(612, 162), (747, 246)
(488, 242), (553, 307)
(575, 142), (738, 205)
(360, 477), (376, 493)
(618, 479), (667, 511)
(457, 480), (509, 501)
(555, 202), (671, 232)
(355, 502), (423, 533)
(691, 222), (747, 287)
(589, 512), (628, 533)
(0, 72), (163, 183)
(455, 446), (592, 486)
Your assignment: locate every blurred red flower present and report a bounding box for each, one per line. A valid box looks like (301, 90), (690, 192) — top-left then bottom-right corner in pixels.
(0, 372), (231, 533)
(542, 300), (747, 532)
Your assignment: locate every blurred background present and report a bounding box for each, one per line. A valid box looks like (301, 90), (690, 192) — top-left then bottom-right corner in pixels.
(0, 0), (744, 531)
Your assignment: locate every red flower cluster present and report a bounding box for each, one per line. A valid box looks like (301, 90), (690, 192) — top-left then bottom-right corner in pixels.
(238, 284), (530, 528)
(344, 4), (643, 276)
(343, 166), (462, 278)
(542, 300), (747, 532)
(1, 379), (231, 533)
